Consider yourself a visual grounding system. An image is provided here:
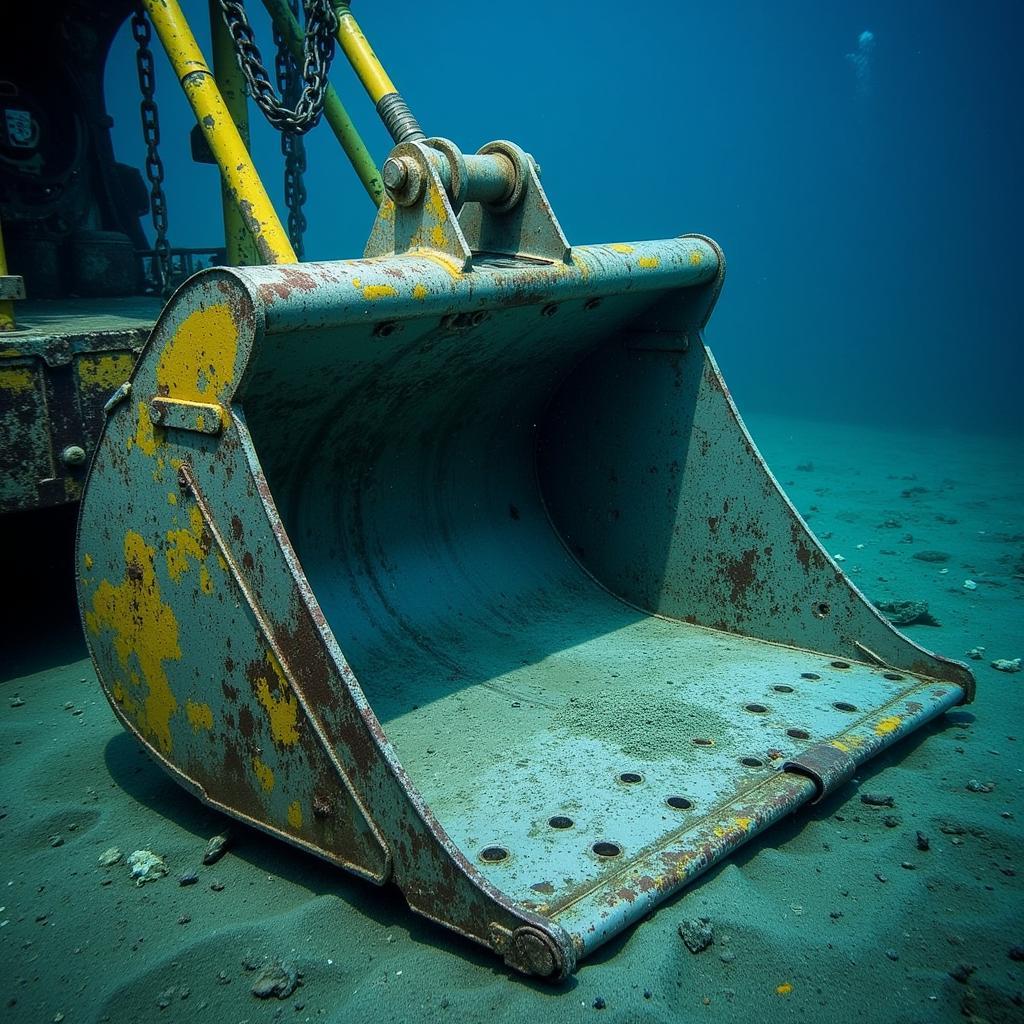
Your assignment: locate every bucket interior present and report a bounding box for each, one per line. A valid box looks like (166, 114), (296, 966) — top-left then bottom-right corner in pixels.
(240, 285), (909, 907)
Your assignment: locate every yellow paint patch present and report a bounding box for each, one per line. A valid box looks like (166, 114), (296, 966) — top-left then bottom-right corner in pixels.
(167, 491), (178, 506)
(165, 505), (208, 583)
(127, 401), (160, 456)
(689, 249), (703, 266)
(85, 532), (181, 754)
(0, 366), (34, 392)
(412, 283), (428, 300)
(253, 651), (300, 746)
(874, 715), (901, 736)
(611, 243), (634, 254)
(83, 553), (94, 570)
(734, 816), (753, 831)
(79, 353), (134, 390)
(637, 256), (660, 269)
(363, 284), (397, 301)
(252, 755), (275, 792)
(199, 566), (213, 595)
(186, 700), (214, 731)
(776, 983), (793, 996)
(156, 303), (238, 403)
(287, 800), (303, 829)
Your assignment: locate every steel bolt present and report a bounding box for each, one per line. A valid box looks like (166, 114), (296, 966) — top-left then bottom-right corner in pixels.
(382, 157), (409, 192)
(148, 401), (164, 424)
(61, 445), (87, 466)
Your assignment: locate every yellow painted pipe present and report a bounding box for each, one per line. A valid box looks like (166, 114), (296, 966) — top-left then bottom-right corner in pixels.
(209, 0), (262, 265)
(142, 0), (296, 265)
(0, 217), (15, 332)
(332, 3), (396, 104)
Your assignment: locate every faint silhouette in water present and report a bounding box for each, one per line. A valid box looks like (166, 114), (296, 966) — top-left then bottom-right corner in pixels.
(846, 29), (876, 97)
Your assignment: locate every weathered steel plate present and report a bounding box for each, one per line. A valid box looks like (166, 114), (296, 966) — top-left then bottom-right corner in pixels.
(76, 238), (972, 979)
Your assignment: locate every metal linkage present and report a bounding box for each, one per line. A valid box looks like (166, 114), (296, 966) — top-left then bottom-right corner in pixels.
(132, 8), (172, 293)
(218, 0), (337, 134)
(274, 0), (307, 257)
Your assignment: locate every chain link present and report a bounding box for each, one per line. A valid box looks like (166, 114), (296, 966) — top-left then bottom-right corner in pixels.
(274, 0), (307, 258)
(218, 0), (337, 135)
(132, 8), (172, 293)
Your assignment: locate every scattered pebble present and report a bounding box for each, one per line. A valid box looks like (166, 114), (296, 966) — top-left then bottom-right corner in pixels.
(966, 780), (995, 794)
(128, 849), (168, 886)
(992, 658), (1021, 673)
(592, 997), (607, 1010)
(1008, 946), (1024, 962)
(913, 550), (950, 563)
(203, 830), (232, 866)
(966, 647), (985, 660)
(882, 815), (901, 828)
(678, 917), (714, 953)
(860, 792), (895, 808)
(178, 870), (199, 887)
(874, 600), (940, 627)
(719, 951), (736, 964)
(250, 959), (301, 1000)
(901, 862), (915, 870)
(875, 873), (888, 883)
(97, 847), (122, 867)
(49, 835), (64, 848)
(884, 948), (900, 961)
(9, 696), (25, 708)
(177, 914), (191, 925)
(916, 832), (930, 852)
(963, 579), (977, 590)
(210, 880), (225, 892)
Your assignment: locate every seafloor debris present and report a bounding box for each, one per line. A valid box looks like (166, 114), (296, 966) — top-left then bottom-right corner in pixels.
(874, 600), (940, 627)
(203, 830), (232, 865)
(97, 847), (122, 867)
(916, 831), (930, 852)
(966, 780), (995, 794)
(913, 550), (950, 563)
(966, 647), (986, 660)
(678, 917), (714, 953)
(963, 579), (978, 590)
(127, 849), (168, 885)
(178, 870), (199, 886)
(991, 658), (1021, 673)
(860, 792), (895, 808)
(248, 958), (302, 999)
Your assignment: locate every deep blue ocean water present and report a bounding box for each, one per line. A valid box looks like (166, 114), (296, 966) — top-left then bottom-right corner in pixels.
(104, 1), (1023, 436)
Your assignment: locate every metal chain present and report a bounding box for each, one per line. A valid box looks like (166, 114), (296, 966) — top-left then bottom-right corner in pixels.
(218, 0), (337, 135)
(131, 8), (172, 293)
(274, 0), (307, 258)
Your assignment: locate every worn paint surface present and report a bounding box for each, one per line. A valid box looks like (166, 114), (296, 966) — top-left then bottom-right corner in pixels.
(0, 312), (150, 513)
(77, 214), (972, 981)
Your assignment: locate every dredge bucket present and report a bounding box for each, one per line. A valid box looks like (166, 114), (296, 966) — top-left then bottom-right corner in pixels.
(77, 139), (973, 979)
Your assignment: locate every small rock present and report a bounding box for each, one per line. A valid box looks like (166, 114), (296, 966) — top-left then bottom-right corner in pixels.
(916, 831), (930, 852)
(966, 780), (994, 794)
(963, 579), (977, 591)
(1008, 946), (1024, 962)
(913, 550), (950, 563)
(127, 849), (168, 886)
(210, 880), (225, 892)
(63, 702), (74, 711)
(860, 792), (895, 808)
(49, 835), (64, 848)
(216, 971), (231, 986)
(901, 861), (915, 870)
(884, 948), (899, 961)
(882, 815), (901, 828)
(874, 600), (940, 627)
(178, 870), (199, 887)
(157, 986), (176, 1010)
(9, 696), (25, 708)
(593, 997), (607, 1010)
(719, 950), (736, 964)
(949, 963), (976, 984)
(97, 847), (122, 867)
(992, 658), (1021, 674)
(966, 647), (985, 660)
(875, 873), (888, 883)
(177, 914), (191, 925)
(203, 830), (232, 866)
(678, 917), (714, 953)
(644, 990), (652, 999)
(250, 959), (300, 1000)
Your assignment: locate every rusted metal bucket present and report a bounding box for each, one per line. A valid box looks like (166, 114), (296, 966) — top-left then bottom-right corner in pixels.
(76, 138), (973, 979)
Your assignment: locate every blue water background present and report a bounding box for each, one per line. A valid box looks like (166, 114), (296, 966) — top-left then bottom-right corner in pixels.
(104, 1), (1023, 436)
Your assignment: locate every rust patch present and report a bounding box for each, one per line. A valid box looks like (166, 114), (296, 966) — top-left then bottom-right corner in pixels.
(531, 881), (555, 895)
(231, 515), (244, 542)
(725, 548), (758, 605)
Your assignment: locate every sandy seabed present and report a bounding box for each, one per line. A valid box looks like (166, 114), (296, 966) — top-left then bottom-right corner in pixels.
(1, 412), (1021, 1024)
